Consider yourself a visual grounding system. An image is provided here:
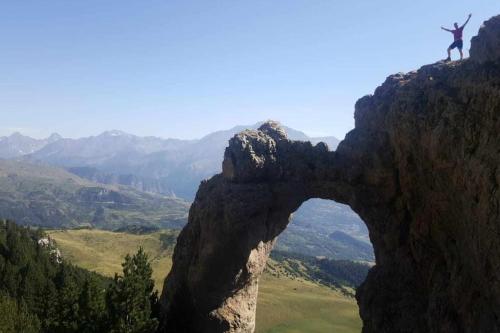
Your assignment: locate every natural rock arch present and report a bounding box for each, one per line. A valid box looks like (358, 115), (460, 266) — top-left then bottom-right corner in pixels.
(160, 15), (500, 333)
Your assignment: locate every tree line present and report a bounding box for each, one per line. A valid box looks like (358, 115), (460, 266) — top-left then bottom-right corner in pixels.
(270, 250), (370, 288)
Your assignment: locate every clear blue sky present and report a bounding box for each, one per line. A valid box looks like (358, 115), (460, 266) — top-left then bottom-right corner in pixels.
(1, 1), (498, 139)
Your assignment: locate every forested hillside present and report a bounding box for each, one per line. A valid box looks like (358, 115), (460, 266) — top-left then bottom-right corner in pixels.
(0, 220), (159, 333)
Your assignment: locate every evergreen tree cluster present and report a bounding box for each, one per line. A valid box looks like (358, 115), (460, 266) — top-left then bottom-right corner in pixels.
(0, 220), (159, 333)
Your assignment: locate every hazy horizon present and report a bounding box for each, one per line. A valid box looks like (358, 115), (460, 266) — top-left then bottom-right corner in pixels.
(0, 120), (341, 141)
(2, 1), (499, 140)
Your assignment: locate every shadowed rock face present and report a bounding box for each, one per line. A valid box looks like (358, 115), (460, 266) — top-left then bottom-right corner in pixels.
(160, 15), (500, 333)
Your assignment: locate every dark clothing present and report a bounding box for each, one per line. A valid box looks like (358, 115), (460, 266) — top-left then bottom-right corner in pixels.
(452, 27), (464, 40)
(449, 39), (463, 50)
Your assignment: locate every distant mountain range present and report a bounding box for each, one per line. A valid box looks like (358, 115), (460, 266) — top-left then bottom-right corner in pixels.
(1, 123), (339, 199)
(0, 132), (62, 158)
(0, 122), (373, 261)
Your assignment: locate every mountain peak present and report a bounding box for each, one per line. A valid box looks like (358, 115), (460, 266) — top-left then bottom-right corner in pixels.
(47, 133), (62, 142)
(100, 130), (132, 137)
(9, 132), (26, 139)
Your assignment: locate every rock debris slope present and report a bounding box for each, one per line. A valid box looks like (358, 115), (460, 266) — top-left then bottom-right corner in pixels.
(160, 15), (500, 333)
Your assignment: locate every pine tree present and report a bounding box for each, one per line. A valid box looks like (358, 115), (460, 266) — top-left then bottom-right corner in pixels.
(77, 276), (107, 333)
(57, 270), (81, 332)
(106, 247), (158, 333)
(0, 294), (40, 333)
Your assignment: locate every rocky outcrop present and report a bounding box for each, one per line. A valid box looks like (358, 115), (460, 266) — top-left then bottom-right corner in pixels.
(160, 15), (500, 333)
(470, 15), (500, 64)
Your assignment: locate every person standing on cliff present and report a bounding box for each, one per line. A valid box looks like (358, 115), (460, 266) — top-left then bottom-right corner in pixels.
(441, 14), (472, 62)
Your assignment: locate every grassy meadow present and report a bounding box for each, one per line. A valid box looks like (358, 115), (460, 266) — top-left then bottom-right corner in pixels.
(49, 229), (361, 333)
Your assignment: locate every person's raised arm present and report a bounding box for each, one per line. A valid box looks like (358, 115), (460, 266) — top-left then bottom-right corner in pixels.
(441, 26), (452, 32)
(461, 14), (472, 28)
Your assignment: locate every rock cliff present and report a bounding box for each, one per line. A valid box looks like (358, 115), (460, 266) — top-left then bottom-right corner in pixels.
(160, 15), (500, 333)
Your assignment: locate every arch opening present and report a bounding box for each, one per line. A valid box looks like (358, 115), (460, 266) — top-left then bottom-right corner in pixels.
(277, 198), (373, 261)
(255, 198), (374, 331)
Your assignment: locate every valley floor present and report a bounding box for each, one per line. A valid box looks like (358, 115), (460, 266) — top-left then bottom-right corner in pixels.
(49, 229), (362, 333)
